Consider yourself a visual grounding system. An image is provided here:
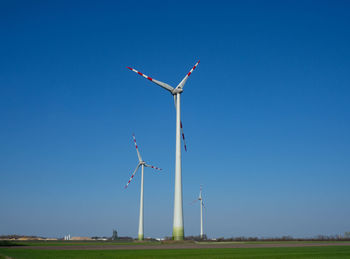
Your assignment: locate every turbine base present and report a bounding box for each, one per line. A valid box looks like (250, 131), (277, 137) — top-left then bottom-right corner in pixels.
(172, 227), (184, 240)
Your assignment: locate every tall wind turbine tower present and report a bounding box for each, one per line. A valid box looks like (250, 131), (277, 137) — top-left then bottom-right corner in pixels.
(127, 61), (200, 240)
(198, 185), (204, 239)
(124, 134), (162, 240)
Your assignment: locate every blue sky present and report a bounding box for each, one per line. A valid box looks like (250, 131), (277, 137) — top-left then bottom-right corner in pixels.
(1, 0), (350, 238)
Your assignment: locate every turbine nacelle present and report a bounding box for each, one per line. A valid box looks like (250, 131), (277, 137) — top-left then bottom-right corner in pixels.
(171, 88), (183, 95)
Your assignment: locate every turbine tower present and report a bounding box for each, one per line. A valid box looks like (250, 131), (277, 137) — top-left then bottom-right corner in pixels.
(127, 61), (200, 240)
(198, 185), (204, 239)
(124, 134), (162, 240)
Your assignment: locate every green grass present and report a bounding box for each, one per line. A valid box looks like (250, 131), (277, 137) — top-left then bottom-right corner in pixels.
(1, 246), (350, 259)
(197, 240), (350, 245)
(3, 240), (349, 247)
(0, 240), (151, 247)
(244, 240), (350, 244)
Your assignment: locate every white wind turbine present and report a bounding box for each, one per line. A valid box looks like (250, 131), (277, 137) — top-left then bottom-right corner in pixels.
(124, 134), (162, 241)
(197, 185), (205, 239)
(190, 185), (205, 239)
(127, 60), (200, 240)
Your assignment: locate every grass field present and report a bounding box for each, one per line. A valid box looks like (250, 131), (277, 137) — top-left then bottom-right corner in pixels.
(199, 240), (350, 245)
(1, 246), (350, 259)
(3, 240), (350, 247)
(0, 240), (146, 247)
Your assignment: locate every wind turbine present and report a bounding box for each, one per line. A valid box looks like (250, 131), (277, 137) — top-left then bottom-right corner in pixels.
(127, 60), (200, 240)
(124, 134), (162, 241)
(190, 185), (205, 239)
(198, 185), (205, 239)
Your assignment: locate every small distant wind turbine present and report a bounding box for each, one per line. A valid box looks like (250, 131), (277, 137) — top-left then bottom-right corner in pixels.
(124, 134), (162, 241)
(192, 185), (205, 239)
(127, 61), (200, 240)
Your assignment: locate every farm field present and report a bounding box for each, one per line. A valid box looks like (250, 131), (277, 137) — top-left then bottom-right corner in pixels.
(0, 240), (145, 247)
(1, 241), (350, 259)
(3, 240), (350, 247)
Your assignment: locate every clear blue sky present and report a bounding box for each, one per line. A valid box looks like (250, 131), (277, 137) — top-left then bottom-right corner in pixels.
(1, 0), (349, 239)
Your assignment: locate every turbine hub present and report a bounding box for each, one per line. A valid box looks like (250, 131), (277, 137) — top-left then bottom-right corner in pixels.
(172, 88), (183, 95)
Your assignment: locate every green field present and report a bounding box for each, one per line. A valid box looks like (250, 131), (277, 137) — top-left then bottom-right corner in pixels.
(4, 240), (350, 247)
(1, 246), (350, 259)
(0, 240), (147, 247)
(199, 240), (350, 245)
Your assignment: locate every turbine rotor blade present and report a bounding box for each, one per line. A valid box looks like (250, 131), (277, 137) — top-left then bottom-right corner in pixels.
(132, 134), (142, 162)
(180, 121), (187, 152)
(174, 95), (188, 152)
(124, 163), (141, 189)
(127, 67), (174, 92)
(176, 60), (200, 89)
(145, 164), (162, 171)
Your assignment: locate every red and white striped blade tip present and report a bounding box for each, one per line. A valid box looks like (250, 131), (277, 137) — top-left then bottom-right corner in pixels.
(125, 164), (140, 189)
(127, 67), (153, 82)
(132, 134), (139, 148)
(125, 179), (133, 189)
(187, 60), (200, 76)
(149, 165), (162, 171)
